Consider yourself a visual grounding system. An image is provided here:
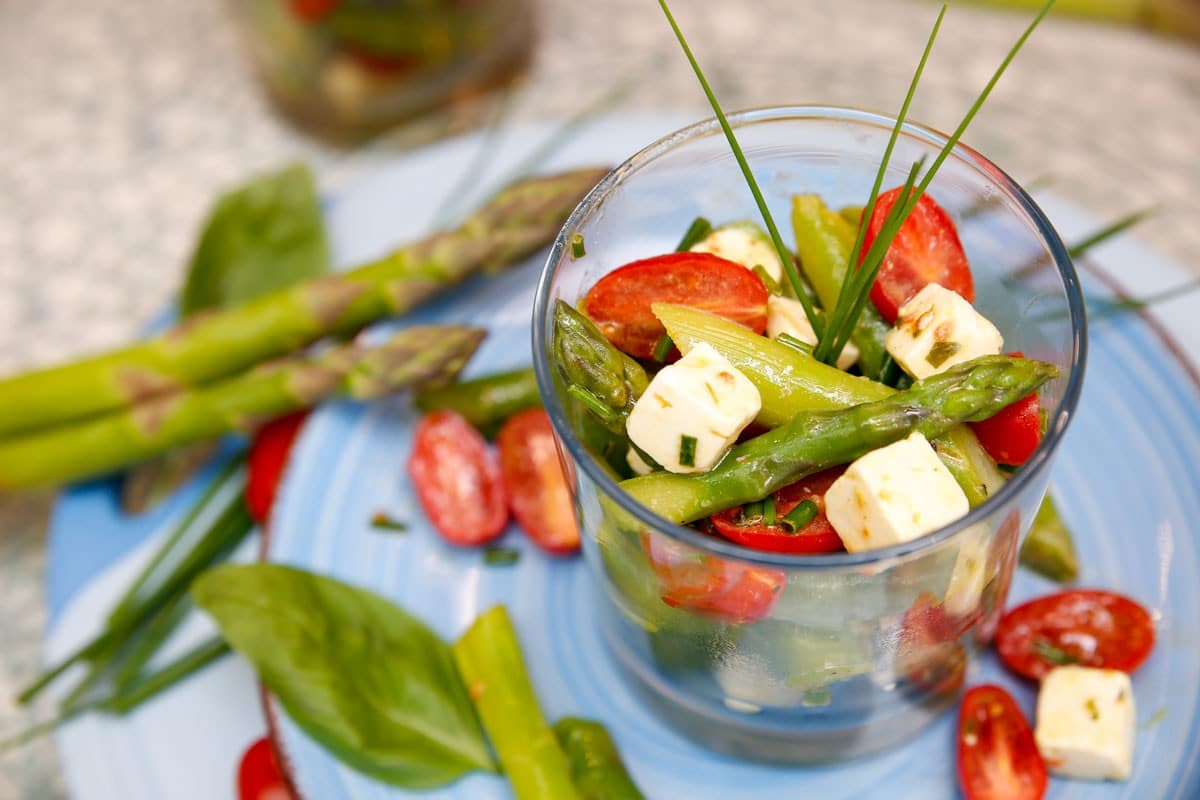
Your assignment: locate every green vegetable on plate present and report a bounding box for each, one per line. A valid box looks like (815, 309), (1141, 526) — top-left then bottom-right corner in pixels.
(415, 367), (542, 437)
(1019, 494), (1079, 583)
(554, 717), (646, 800)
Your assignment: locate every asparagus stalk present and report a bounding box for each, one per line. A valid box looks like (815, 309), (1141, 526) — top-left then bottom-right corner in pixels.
(453, 606), (581, 800)
(415, 367), (541, 437)
(0, 167), (607, 439)
(620, 355), (1057, 524)
(0, 325), (484, 489)
(1019, 493), (1079, 582)
(554, 718), (645, 800)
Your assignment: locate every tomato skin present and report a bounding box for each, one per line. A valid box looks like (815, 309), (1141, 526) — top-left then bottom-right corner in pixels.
(408, 410), (509, 547)
(246, 412), (309, 525)
(238, 737), (292, 800)
(970, 354), (1043, 466)
(288, 0), (342, 21)
(996, 589), (1156, 681)
(897, 591), (968, 695)
(863, 187), (973, 322)
(957, 685), (1048, 800)
(580, 252), (769, 359)
(496, 409), (580, 554)
(709, 467), (846, 554)
(641, 530), (785, 624)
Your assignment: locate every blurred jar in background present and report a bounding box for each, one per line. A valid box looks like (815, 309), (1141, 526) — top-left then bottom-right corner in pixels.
(228, 0), (535, 145)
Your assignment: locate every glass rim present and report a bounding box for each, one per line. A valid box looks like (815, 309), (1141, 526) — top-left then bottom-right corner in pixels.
(532, 104), (1088, 569)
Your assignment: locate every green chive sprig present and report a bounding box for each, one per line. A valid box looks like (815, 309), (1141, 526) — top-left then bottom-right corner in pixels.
(781, 499), (819, 533)
(675, 217), (713, 252)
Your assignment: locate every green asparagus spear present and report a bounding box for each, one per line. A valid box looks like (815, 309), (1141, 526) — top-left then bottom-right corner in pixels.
(554, 718), (645, 800)
(415, 368), (541, 436)
(620, 355), (1057, 524)
(0, 325), (484, 489)
(0, 168), (607, 439)
(656, 303), (1007, 507)
(453, 606), (582, 800)
(1019, 494), (1079, 582)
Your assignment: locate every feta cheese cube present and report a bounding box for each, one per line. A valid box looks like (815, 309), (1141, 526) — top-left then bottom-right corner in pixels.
(625, 342), (761, 474)
(884, 283), (1003, 380)
(824, 432), (969, 552)
(766, 295), (859, 370)
(690, 222), (784, 284)
(1036, 666), (1136, 781)
(941, 524), (991, 618)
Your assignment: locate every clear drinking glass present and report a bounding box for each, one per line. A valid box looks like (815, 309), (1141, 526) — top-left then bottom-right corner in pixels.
(532, 106), (1086, 764)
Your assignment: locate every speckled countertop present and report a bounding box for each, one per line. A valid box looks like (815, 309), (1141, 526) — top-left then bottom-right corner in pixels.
(1, 0), (1197, 796)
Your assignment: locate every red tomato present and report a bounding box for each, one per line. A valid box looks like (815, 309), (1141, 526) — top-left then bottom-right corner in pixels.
(246, 412), (309, 525)
(408, 410), (509, 547)
(862, 187), (973, 322)
(957, 685), (1048, 800)
(996, 589), (1155, 681)
(238, 737), (292, 800)
(580, 252), (769, 359)
(897, 591), (968, 695)
(641, 530), (784, 624)
(287, 0), (341, 21)
(496, 409), (580, 554)
(709, 467), (846, 554)
(970, 353), (1043, 466)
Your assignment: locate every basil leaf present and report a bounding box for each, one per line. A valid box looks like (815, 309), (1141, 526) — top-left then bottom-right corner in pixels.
(180, 163), (329, 315)
(192, 564), (496, 788)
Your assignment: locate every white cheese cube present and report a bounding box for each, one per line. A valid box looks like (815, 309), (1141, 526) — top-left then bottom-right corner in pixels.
(690, 223), (784, 284)
(884, 283), (1003, 380)
(1036, 666), (1136, 781)
(766, 295), (859, 370)
(824, 432), (969, 552)
(941, 524), (991, 618)
(625, 342), (761, 474)
(626, 447), (654, 476)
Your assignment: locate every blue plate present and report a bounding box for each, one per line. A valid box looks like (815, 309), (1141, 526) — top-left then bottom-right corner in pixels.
(45, 116), (1200, 800)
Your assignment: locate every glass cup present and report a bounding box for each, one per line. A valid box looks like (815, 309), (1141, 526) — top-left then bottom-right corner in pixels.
(532, 106), (1086, 764)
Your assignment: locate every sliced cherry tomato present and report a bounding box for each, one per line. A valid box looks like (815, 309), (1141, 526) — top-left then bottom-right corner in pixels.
(408, 410), (509, 547)
(957, 685), (1048, 800)
(863, 187), (973, 322)
(641, 530), (784, 624)
(580, 252), (769, 359)
(995, 589), (1155, 681)
(238, 737), (292, 800)
(969, 353), (1043, 466)
(246, 412), (309, 525)
(287, 0), (342, 21)
(709, 467), (846, 554)
(897, 591), (968, 695)
(496, 409), (580, 554)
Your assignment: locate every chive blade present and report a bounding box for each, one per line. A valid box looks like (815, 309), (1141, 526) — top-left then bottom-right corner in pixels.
(570, 233), (587, 260)
(483, 546), (522, 566)
(656, 0), (823, 333)
(678, 434), (698, 468)
(1068, 207), (1160, 260)
(675, 217), (713, 252)
(370, 512), (409, 532)
(781, 499), (819, 533)
(652, 334), (675, 363)
(762, 495), (777, 526)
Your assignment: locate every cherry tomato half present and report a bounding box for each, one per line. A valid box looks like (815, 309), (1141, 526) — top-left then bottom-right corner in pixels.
(957, 685), (1048, 800)
(496, 409), (580, 554)
(995, 589), (1156, 681)
(246, 412), (309, 525)
(580, 252), (769, 360)
(897, 591), (968, 695)
(970, 353), (1043, 466)
(641, 530), (785, 624)
(238, 737), (292, 800)
(408, 410), (509, 547)
(709, 467), (846, 554)
(863, 187), (973, 322)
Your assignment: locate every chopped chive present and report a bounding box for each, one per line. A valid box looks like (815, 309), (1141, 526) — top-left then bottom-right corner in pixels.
(656, 0), (823, 333)
(1033, 638), (1077, 666)
(781, 499), (819, 533)
(761, 495), (777, 526)
(678, 434), (698, 468)
(741, 500), (764, 523)
(570, 233), (587, 259)
(675, 216), (713, 251)
(370, 512), (408, 533)
(752, 264), (781, 294)
(483, 546), (521, 566)
(775, 332), (814, 355)
(567, 385), (622, 425)
(652, 334), (675, 363)
(925, 341), (962, 368)
(1069, 207), (1159, 260)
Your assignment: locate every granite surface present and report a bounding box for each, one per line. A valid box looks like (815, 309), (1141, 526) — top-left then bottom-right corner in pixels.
(0, 0), (1197, 796)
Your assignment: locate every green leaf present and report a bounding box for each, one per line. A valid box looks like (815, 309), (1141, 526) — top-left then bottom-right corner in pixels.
(180, 163), (330, 316)
(192, 564), (496, 788)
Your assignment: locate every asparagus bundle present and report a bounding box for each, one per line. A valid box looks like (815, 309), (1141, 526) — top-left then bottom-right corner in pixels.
(0, 167), (607, 438)
(0, 325), (485, 489)
(621, 355), (1058, 524)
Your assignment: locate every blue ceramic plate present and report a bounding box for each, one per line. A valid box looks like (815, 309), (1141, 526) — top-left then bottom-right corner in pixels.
(44, 116), (1200, 800)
